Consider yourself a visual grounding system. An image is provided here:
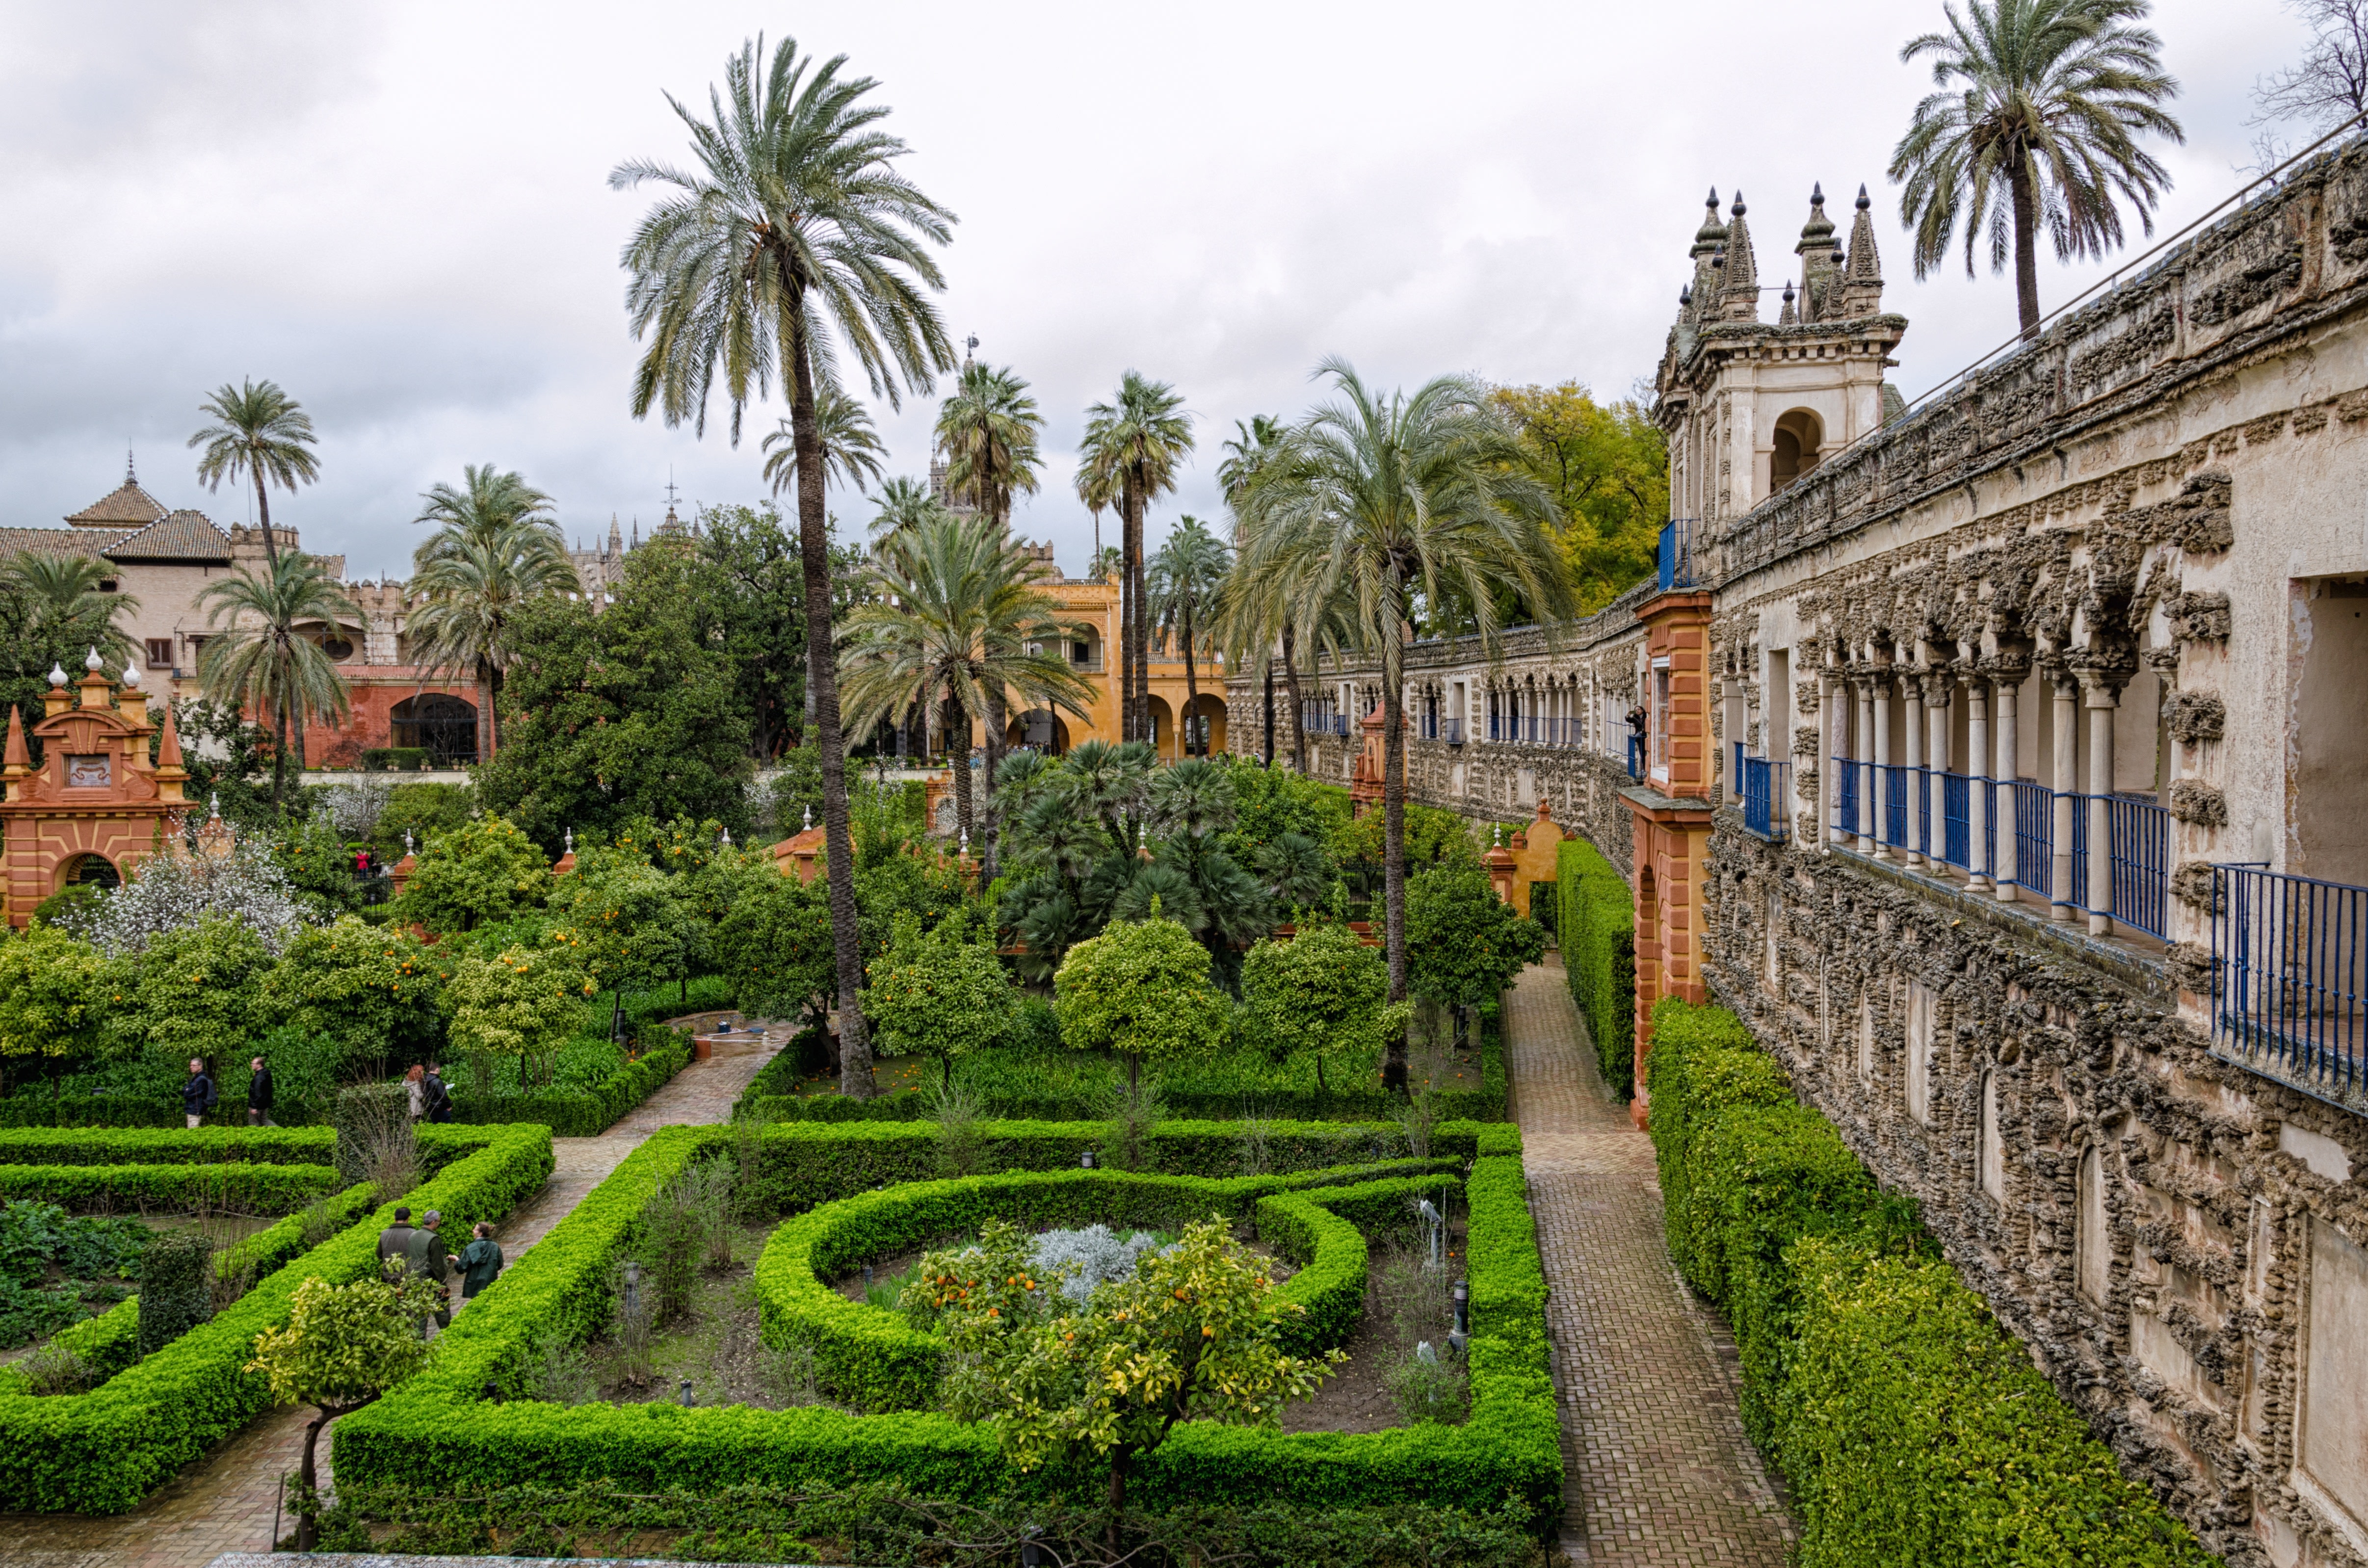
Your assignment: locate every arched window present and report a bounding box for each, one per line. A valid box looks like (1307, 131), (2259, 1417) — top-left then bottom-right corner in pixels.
(1771, 409), (1826, 491)
(390, 694), (479, 766)
(61, 853), (120, 890)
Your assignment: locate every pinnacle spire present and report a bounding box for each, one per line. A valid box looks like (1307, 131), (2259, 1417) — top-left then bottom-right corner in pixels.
(3, 706), (26, 774)
(1720, 191), (1760, 320)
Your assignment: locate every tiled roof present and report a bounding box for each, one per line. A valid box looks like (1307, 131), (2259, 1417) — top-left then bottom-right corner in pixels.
(0, 526), (122, 560)
(101, 510), (233, 563)
(64, 479), (169, 527)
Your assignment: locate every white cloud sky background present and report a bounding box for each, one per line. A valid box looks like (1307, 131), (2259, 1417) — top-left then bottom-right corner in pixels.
(0, 0), (2323, 579)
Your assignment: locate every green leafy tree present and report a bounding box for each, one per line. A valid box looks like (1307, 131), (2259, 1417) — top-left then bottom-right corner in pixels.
(444, 943), (592, 1089)
(1237, 360), (1574, 1091)
(612, 34), (958, 1103)
(406, 464), (578, 763)
(1890, 0), (2184, 338)
(859, 911), (1016, 1088)
(368, 783), (474, 864)
(263, 917), (442, 1079)
(1404, 861), (1546, 1014)
(712, 867), (837, 1025)
(474, 544), (756, 850)
(394, 815), (551, 935)
(1331, 799), (1479, 887)
(274, 809), (363, 914)
(1490, 383), (1669, 613)
(1053, 914), (1229, 1095)
(1240, 923), (1411, 1098)
(700, 504), (809, 760)
(195, 554), (360, 817)
(1077, 373), (1193, 745)
(106, 915), (277, 1070)
(545, 847), (691, 1037)
(188, 377), (319, 569)
(918, 1216), (1339, 1548)
(245, 1271), (443, 1551)
(0, 926), (113, 1101)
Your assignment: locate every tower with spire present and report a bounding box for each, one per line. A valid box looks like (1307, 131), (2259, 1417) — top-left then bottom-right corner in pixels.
(1656, 179), (1907, 539)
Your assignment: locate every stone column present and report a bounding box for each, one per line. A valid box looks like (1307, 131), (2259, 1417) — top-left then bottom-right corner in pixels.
(1870, 675), (1894, 858)
(1993, 671), (2021, 902)
(2084, 677), (2120, 938)
(1901, 672), (1926, 866)
(1924, 672), (1951, 871)
(1820, 670), (1842, 852)
(1856, 678), (1876, 851)
(2050, 673), (2080, 922)
(1966, 676), (1991, 889)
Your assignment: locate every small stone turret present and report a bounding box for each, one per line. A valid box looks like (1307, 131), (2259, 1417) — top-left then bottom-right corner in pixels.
(1688, 187), (1728, 322)
(1718, 193), (1760, 322)
(1839, 183), (1885, 317)
(1796, 183), (1843, 322)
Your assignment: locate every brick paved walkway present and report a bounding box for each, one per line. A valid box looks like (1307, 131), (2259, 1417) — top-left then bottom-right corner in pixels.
(0, 1027), (782, 1568)
(1505, 961), (1795, 1567)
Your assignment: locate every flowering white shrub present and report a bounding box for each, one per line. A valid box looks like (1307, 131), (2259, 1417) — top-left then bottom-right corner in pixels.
(67, 829), (319, 959)
(321, 779), (393, 839)
(1029, 1224), (1165, 1305)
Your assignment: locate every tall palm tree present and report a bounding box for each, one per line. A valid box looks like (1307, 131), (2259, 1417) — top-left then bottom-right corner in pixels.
(761, 385), (888, 498)
(612, 34), (955, 1099)
(1890, 0), (2183, 337)
(1149, 515), (1231, 756)
(1215, 416), (1291, 767)
(935, 360), (1045, 872)
(188, 378), (320, 568)
(406, 466), (578, 762)
(1078, 375), (1192, 747)
(838, 514), (1095, 842)
(196, 553), (361, 816)
(1239, 359), (1575, 1090)
(0, 553), (141, 673)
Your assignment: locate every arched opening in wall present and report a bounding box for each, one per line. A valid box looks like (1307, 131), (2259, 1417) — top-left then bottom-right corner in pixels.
(390, 694), (479, 766)
(1144, 694), (1175, 760)
(1182, 694), (1227, 758)
(1007, 710), (1071, 756)
(1856, 987), (1875, 1084)
(2077, 1134), (2115, 1306)
(1770, 409), (1825, 492)
(1978, 1066), (2004, 1202)
(59, 853), (119, 891)
(1905, 979), (1936, 1125)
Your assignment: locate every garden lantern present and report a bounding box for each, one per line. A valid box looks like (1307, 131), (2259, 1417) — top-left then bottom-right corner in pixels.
(1080, 1150), (1098, 1169)
(1449, 1278), (1470, 1358)
(678, 1379), (695, 1407)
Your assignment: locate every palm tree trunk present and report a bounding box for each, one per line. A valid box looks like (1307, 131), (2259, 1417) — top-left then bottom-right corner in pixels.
(982, 685), (1004, 879)
(1130, 485), (1149, 751)
(271, 697), (291, 817)
(478, 659), (497, 766)
(2010, 156), (2043, 339)
(951, 692), (973, 844)
(1119, 479), (1138, 743)
(252, 470), (282, 570)
(785, 292), (876, 1099)
(1281, 621), (1307, 773)
(1381, 653), (1409, 1093)
(1262, 657), (1275, 766)
(1182, 601), (1198, 755)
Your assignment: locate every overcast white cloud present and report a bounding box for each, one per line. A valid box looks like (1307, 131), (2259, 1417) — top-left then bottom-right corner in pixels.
(0, 0), (2319, 579)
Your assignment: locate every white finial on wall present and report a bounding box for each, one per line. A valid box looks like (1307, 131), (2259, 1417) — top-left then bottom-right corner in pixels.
(83, 647), (103, 673)
(120, 661), (139, 688)
(803, 805), (812, 831)
(46, 663), (67, 687)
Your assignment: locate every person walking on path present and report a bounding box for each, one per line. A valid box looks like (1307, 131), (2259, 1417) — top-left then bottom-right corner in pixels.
(421, 1063), (453, 1125)
(453, 1222), (502, 1312)
(246, 1055), (274, 1126)
(405, 1209), (452, 1335)
(182, 1058), (216, 1129)
(403, 1064), (426, 1124)
(375, 1206), (417, 1274)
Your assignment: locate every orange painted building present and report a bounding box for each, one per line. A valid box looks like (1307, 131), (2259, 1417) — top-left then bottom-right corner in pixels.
(0, 656), (191, 923)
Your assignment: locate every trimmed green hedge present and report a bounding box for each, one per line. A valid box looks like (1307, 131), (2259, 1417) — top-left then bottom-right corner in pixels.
(445, 1034), (691, 1137)
(1554, 837), (1634, 1095)
(335, 1119), (1560, 1530)
(1645, 997), (2216, 1568)
(0, 1126), (337, 1166)
(0, 1161), (340, 1214)
(0, 1122), (553, 1514)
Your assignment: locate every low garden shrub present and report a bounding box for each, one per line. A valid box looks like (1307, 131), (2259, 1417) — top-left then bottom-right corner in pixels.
(0, 1126), (336, 1166)
(1645, 996), (2216, 1568)
(1554, 838), (1633, 1093)
(442, 1033), (691, 1137)
(0, 1121), (552, 1514)
(334, 1119), (1558, 1532)
(0, 1162), (340, 1215)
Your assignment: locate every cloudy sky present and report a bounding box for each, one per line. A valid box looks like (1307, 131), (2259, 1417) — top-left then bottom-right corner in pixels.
(0, 0), (2325, 580)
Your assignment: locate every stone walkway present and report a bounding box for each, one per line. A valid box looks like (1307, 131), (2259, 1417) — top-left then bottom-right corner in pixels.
(0, 1028), (781, 1568)
(1505, 961), (1795, 1567)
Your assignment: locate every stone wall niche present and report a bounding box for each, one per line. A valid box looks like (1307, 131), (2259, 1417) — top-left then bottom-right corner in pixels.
(1978, 1067), (2005, 1202)
(2078, 1139), (2114, 1306)
(2300, 1217), (2368, 1556)
(1906, 980), (1937, 1125)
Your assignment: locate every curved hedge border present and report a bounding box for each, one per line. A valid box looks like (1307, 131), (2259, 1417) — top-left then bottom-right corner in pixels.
(444, 1034), (691, 1137)
(0, 1161), (340, 1214)
(1645, 997), (2216, 1568)
(758, 1168), (1451, 1411)
(0, 1126), (337, 1166)
(336, 1120), (1560, 1529)
(1554, 837), (1634, 1094)
(0, 1122), (552, 1515)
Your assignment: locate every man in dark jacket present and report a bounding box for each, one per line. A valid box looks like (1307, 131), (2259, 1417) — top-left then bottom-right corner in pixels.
(421, 1064), (453, 1125)
(247, 1055), (274, 1127)
(376, 1207), (417, 1278)
(405, 1209), (453, 1335)
(182, 1059), (216, 1129)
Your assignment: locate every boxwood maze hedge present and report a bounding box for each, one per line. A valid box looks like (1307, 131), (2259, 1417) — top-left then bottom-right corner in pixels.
(335, 1117), (1559, 1530)
(0, 1126), (338, 1165)
(0, 1161), (341, 1213)
(1645, 997), (2216, 1568)
(1554, 837), (1634, 1094)
(0, 1121), (553, 1514)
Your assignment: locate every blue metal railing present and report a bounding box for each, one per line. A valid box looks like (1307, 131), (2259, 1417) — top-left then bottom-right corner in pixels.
(1625, 733), (1645, 780)
(2214, 865), (2366, 1104)
(2105, 794), (2170, 939)
(2010, 779), (2051, 896)
(1941, 773), (1970, 870)
(1835, 754), (1860, 837)
(2068, 800), (2090, 913)
(1881, 764), (1911, 850)
(1442, 717), (1463, 745)
(1737, 749), (1785, 840)
(1657, 518), (1698, 591)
